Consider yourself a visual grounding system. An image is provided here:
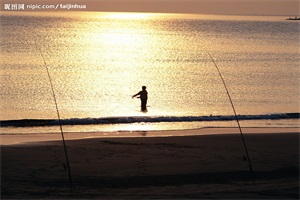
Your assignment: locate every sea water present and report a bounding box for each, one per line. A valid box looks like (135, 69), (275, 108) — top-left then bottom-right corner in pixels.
(0, 12), (299, 134)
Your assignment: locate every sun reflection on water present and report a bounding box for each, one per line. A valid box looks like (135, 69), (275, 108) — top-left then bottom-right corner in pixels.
(66, 12), (175, 118)
(102, 12), (156, 20)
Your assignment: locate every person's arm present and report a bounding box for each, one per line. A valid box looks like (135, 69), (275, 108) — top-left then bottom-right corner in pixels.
(132, 92), (140, 98)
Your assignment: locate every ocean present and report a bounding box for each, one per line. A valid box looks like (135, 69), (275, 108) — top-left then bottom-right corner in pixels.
(0, 12), (299, 134)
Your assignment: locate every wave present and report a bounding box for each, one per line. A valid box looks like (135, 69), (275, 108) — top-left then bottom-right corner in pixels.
(1, 113), (299, 128)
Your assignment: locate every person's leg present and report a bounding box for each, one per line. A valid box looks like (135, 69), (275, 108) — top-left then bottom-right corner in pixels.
(141, 99), (147, 111)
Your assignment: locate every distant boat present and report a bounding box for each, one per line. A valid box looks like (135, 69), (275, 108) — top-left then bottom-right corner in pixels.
(286, 16), (300, 20)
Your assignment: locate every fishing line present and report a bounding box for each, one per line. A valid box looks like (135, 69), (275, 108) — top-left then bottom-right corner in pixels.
(205, 51), (255, 184)
(35, 42), (73, 190)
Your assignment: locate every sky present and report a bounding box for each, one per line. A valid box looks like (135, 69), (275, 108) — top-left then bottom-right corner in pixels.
(0, 0), (299, 15)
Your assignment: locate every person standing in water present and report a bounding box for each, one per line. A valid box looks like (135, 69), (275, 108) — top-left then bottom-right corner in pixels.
(132, 86), (148, 111)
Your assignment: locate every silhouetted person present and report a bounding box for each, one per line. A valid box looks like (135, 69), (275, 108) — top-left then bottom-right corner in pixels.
(132, 86), (148, 111)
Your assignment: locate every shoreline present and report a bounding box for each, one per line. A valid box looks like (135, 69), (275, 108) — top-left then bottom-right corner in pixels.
(0, 127), (299, 146)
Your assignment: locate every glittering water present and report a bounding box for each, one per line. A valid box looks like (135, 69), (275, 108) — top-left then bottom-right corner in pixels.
(1, 12), (299, 133)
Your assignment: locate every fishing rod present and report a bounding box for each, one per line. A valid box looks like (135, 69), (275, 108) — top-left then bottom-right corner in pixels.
(35, 42), (73, 190)
(206, 51), (255, 184)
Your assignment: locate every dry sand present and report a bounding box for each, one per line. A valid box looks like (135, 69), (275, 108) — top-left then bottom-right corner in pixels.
(1, 128), (299, 199)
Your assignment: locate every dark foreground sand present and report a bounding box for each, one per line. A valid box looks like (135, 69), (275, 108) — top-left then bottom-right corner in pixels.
(1, 128), (299, 199)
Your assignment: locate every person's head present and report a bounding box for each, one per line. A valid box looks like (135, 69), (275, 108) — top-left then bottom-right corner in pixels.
(142, 86), (146, 90)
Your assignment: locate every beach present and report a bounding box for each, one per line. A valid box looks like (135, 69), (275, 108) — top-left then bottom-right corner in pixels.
(1, 128), (299, 199)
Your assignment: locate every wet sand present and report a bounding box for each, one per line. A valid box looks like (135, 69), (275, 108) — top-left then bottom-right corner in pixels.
(1, 128), (299, 199)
